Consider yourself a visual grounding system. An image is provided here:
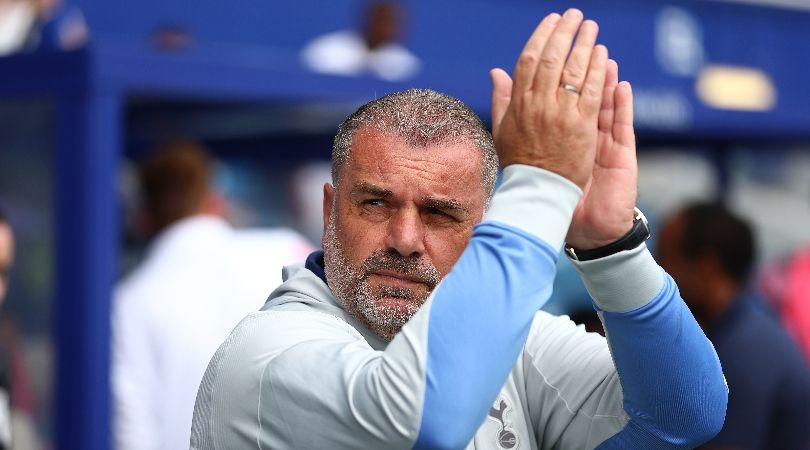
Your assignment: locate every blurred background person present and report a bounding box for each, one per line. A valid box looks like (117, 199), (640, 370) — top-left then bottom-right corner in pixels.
(0, 207), (13, 450)
(0, 208), (14, 313)
(0, 0), (87, 56)
(111, 141), (312, 450)
(0, 0), (36, 56)
(0, 208), (40, 450)
(657, 202), (810, 450)
(301, 0), (420, 81)
(760, 245), (810, 365)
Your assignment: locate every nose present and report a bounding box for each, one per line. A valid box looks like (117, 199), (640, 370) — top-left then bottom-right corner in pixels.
(385, 206), (426, 258)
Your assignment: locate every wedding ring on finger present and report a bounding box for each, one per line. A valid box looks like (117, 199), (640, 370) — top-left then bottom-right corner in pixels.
(560, 83), (581, 95)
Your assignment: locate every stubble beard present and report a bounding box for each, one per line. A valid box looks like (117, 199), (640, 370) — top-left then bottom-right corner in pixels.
(323, 216), (441, 341)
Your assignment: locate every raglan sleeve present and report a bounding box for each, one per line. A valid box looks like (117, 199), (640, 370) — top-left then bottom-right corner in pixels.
(410, 164), (582, 449)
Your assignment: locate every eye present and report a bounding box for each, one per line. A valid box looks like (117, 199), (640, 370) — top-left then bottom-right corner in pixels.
(355, 198), (391, 221)
(359, 198), (389, 214)
(362, 199), (386, 207)
(424, 207), (456, 222)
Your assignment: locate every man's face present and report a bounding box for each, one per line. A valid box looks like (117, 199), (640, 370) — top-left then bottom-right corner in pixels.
(0, 223), (14, 304)
(322, 128), (487, 340)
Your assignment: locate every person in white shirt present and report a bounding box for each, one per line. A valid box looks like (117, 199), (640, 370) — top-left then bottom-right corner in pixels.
(111, 142), (313, 450)
(301, 0), (420, 81)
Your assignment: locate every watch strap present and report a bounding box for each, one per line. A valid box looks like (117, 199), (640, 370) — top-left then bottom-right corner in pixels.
(565, 208), (650, 262)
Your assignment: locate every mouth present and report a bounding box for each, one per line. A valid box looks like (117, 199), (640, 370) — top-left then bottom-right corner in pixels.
(370, 270), (427, 287)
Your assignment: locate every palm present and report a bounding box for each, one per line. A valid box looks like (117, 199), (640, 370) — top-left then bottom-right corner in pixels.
(566, 64), (637, 250)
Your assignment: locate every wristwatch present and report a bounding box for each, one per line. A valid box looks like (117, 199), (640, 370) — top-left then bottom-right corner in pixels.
(565, 207), (650, 262)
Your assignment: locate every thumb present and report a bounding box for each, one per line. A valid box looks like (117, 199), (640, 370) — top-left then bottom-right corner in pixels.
(490, 68), (512, 139)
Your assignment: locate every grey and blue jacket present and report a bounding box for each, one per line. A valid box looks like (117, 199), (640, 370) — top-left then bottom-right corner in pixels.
(191, 165), (727, 449)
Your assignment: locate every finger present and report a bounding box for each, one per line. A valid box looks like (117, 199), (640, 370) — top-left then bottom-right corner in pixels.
(512, 13), (562, 96)
(534, 8), (584, 97)
(558, 19), (599, 106)
(577, 44), (608, 117)
(598, 59), (619, 132)
(612, 81), (635, 150)
(490, 68), (513, 139)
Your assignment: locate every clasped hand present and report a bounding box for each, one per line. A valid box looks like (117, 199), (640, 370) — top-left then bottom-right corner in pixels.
(490, 8), (638, 250)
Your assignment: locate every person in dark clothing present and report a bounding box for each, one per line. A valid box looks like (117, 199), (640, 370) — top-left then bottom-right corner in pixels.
(658, 202), (810, 450)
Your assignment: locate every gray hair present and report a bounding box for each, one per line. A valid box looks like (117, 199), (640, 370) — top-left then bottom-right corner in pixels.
(331, 89), (498, 203)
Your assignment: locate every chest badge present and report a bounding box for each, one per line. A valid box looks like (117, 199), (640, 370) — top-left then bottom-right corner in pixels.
(487, 397), (520, 449)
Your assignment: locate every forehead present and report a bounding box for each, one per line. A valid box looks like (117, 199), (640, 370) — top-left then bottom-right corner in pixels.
(342, 128), (485, 199)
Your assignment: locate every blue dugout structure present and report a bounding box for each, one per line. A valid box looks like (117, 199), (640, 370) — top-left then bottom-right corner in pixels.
(0, 0), (808, 448)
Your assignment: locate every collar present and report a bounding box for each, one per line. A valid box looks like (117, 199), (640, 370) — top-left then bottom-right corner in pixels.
(305, 250), (328, 284)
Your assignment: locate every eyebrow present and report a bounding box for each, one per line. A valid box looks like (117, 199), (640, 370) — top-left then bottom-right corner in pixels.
(350, 182), (393, 199)
(350, 181), (471, 218)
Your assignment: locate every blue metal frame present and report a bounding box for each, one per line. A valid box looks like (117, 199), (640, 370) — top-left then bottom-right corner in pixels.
(54, 89), (120, 450)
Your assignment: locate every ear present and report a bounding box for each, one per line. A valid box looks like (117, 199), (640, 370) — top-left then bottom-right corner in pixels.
(322, 183), (335, 242)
